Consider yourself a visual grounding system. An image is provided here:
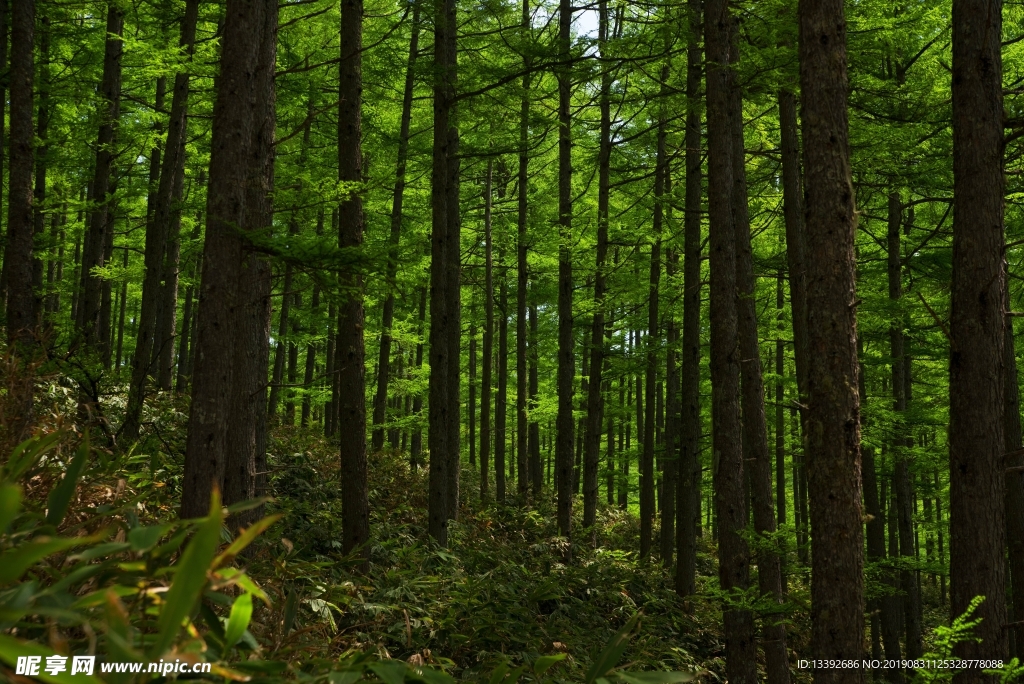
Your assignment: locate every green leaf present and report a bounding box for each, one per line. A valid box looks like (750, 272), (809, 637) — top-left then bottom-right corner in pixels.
(488, 662), (510, 684)
(4, 432), (63, 481)
(224, 592), (254, 649)
(148, 488), (223, 658)
(0, 634), (103, 684)
(585, 614), (640, 684)
(533, 654), (567, 678)
(327, 670), (364, 684)
(128, 523), (173, 552)
(213, 512), (283, 569)
(0, 484), (21, 533)
(370, 660), (408, 684)
(615, 673), (695, 684)
(0, 536), (85, 586)
(45, 437), (90, 527)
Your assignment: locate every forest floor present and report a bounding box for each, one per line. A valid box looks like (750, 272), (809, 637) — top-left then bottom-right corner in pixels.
(12, 380), (968, 682)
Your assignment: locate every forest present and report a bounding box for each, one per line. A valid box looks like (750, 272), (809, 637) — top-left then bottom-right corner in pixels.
(1, 0), (1024, 682)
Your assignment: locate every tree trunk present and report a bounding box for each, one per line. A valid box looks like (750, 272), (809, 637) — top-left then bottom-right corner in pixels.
(469, 316), (477, 466)
(372, 2), (420, 450)
(0, 0), (9, 314)
(584, 0), (610, 530)
(887, 192), (923, 660)
(32, 18), (49, 330)
(529, 301), (542, 496)
(676, 0), (702, 599)
(949, 0), (1011, 673)
(79, 5), (123, 360)
(640, 75), (665, 558)
(497, 256), (509, 502)
(516, 2), (532, 500)
(4, 0), (34, 361)
(182, 0), (275, 520)
(428, 0), (461, 544)
(662, 255), (679, 565)
(730, 44), (789, 684)
(481, 161), (494, 499)
(798, 0), (866, 674)
(220, 0), (275, 528)
(555, 0), (574, 545)
(337, 0), (369, 568)
(411, 286), (427, 469)
(705, 3), (756, 680)
(302, 276), (321, 428)
(1005, 277), (1024, 659)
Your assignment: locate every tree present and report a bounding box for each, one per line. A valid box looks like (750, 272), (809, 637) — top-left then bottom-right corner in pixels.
(949, 0), (1010, 669)
(798, 0), (865, 676)
(705, 2), (756, 680)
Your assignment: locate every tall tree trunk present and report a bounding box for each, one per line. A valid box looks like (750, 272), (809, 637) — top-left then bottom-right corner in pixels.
(1005, 276), (1024, 659)
(887, 192), (922, 659)
(515, 0), (531, 501)
(32, 17), (49, 330)
(79, 5), (123, 356)
(949, 0), (1011, 672)
(676, 0), (702, 599)
(775, 274), (785, 528)
(3, 0), (34, 441)
(411, 286), (427, 469)
(705, 3), (755, 680)
(372, 2), (421, 450)
(428, 0), (461, 544)
(798, 0), (866, 674)
(640, 72), (665, 559)
(469, 315), (477, 466)
(337, 0), (369, 569)
(584, 0), (611, 531)
(481, 161), (494, 499)
(529, 301), (542, 496)
(497, 256), (509, 502)
(182, 0), (275, 520)
(224, 0), (275, 526)
(0, 0), (9, 313)
(555, 0), (574, 544)
(730, 43), (789, 684)
(302, 271), (321, 427)
(662, 253), (679, 565)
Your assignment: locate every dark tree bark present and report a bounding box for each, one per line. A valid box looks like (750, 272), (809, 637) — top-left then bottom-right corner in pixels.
(182, 0), (276, 520)
(705, 3), (756, 680)
(516, 2), (531, 500)
(220, 0), (275, 527)
(1005, 277), (1024, 659)
(302, 264), (322, 427)
(529, 301), (542, 496)
(730, 46), (789, 684)
(481, 162), (494, 499)
(469, 315), (477, 466)
(497, 257), (509, 501)
(640, 76), (665, 559)
(798, 0), (866, 676)
(4, 0), (33, 380)
(337, 0), (370, 569)
(31, 17), (49, 329)
(79, 5), (123, 355)
(0, 0), (9, 313)
(676, 0), (702, 599)
(428, 0), (461, 544)
(555, 0), (574, 544)
(662, 253), (679, 565)
(949, 0), (1010, 671)
(775, 274), (786, 528)
(887, 192), (922, 659)
(411, 286), (427, 469)
(372, 2), (420, 450)
(584, 0), (611, 531)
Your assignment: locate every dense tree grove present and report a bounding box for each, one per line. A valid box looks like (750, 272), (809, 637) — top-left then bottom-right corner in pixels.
(4, 0), (1024, 681)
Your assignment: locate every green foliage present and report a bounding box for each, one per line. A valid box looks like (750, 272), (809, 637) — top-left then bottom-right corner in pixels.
(0, 431), (699, 682)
